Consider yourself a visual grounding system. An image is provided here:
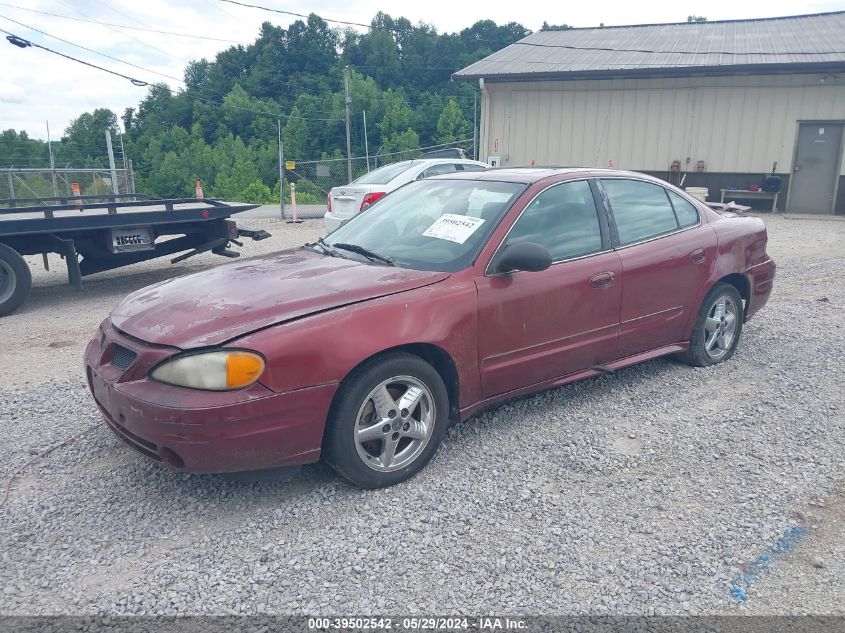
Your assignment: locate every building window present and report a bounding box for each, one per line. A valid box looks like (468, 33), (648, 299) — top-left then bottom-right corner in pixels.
(667, 190), (700, 228)
(601, 179), (679, 245)
(506, 180), (603, 261)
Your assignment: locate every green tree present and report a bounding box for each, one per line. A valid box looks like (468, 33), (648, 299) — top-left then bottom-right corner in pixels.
(239, 180), (274, 203)
(381, 129), (420, 157)
(10, 13), (532, 198)
(60, 108), (119, 167)
(541, 21), (572, 30)
(378, 89), (413, 139)
(0, 129), (49, 169)
(282, 107), (310, 158)
(436, 99), (470, 144)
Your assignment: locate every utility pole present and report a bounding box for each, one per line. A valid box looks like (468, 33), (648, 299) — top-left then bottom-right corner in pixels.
(127, 159), (136, 194)
(119, 132), (129, 192)
(343, 65), (352, 182)
(105, 130), (119, 195)
(472, 91), (478, 161)
(363, 110), (370, 172)
(278, 120), (285, 219)
(46, 121), (58, 196)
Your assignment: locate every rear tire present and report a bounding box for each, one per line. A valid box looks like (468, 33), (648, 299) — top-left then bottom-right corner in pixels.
(0, 243), (32, 317)
(681, 282), (744, 367)
(323, 352), (449, 488)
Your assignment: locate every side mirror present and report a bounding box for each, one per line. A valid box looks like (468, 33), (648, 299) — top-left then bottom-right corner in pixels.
(494, 241), (552, 273)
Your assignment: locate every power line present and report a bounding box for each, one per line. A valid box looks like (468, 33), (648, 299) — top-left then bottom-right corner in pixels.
(1, 4), (356, 113)
(185, 91), (345, 122)
(0, 3), (249, 44)
(0, 15), (182, 82)
(1, 28), (149, 86)
(1, 16), (346, 122)
(514, 40), (845, 56)
(215, 0), (372, 29)
(2, 4), (472, 110)
(56, 0), (193, 66)
(2, 15), (476, 124)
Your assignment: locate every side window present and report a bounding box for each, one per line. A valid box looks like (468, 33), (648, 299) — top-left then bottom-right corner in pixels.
(668, 190), (700, 228)
(420, 163), (457, 178)
(506, 180), (603, 262)
(457, 163), (488, 172)
(601, 179), (679, 245)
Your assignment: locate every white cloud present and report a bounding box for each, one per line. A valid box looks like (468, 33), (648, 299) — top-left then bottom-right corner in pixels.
(0, 81), (26, 103)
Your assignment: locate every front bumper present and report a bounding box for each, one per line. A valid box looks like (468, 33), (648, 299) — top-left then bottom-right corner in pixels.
(85, 321), (336, 473)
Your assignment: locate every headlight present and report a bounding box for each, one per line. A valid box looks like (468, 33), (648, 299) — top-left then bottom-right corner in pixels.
(150, 350), (265, 391)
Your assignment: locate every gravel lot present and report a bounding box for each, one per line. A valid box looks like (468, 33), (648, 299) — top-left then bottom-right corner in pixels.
(0, 214), (843, 616)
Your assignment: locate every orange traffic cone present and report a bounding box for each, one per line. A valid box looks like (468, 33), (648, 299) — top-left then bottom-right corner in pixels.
(195, 180), (204, 199)
(71, 182), (82, 211)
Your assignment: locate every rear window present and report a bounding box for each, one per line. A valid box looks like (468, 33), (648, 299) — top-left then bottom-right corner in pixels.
(421, 163), (457, 178)
(457, 163), (488, 172)
(351, 162), (414, 185)
(668, 190), (700, 228)
(601, 179), (679, 245)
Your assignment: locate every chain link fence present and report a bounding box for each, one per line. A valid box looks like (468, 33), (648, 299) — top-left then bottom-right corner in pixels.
(284, 139), (475, 204)
(0, 167), (135, 206)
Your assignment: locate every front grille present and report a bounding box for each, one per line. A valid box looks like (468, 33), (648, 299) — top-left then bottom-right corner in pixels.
(111, 344), (137, 370)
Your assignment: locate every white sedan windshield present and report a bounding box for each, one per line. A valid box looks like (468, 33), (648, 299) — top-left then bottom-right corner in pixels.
(324, 179), (525, 272)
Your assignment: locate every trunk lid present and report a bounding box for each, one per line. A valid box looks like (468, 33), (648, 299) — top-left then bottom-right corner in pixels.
(111, 248), (449, 348)
(328, 184), (382, 219)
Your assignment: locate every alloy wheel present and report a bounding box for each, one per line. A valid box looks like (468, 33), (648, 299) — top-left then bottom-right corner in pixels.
(354, 375), (436, 472)
(703, 294), (739, 360)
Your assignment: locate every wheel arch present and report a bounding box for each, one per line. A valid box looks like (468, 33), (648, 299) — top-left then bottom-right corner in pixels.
(332, 342), (460, 422)
(716, 272), (751, 317)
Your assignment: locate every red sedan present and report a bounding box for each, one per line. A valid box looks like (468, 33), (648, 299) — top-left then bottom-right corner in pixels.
(85, 169), (775, 488)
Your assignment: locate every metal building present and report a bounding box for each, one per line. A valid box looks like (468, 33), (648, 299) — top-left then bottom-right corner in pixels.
(454, 12), (845, 214)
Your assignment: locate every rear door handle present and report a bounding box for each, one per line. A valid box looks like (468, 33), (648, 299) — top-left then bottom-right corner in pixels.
(690, 248), (706, 264)
(590, 271), (615, 288)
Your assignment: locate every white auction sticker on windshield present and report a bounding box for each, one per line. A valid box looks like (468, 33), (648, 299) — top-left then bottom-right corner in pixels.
(422, 214), (485, 244)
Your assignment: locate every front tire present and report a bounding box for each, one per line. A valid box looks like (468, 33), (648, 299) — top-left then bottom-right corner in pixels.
(323, 352), (449, 488)
(682, 282), (744, 367)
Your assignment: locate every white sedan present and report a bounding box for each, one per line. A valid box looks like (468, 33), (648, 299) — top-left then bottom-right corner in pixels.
(324, 158), (489, 233)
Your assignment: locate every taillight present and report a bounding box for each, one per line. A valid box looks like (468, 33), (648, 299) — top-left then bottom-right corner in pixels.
(327, 193), (333, 213)
(360, 191), (386, 212)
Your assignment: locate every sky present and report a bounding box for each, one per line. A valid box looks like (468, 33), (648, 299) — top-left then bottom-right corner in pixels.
(1, 0), (843, 144)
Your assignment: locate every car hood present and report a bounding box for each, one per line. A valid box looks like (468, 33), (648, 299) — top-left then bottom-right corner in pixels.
(110, 248), (449, 348)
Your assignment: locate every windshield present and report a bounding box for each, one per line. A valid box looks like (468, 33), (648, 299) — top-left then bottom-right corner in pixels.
(323, 179), (526, 272)
(350, 161), (414, 185)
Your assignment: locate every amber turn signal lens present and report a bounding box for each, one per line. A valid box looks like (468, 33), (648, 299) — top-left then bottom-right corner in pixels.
(226, 352), (265, 389)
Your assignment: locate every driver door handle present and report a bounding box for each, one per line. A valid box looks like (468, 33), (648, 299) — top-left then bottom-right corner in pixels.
(690, 248), (706, 264)
(590, 271), (615, 288)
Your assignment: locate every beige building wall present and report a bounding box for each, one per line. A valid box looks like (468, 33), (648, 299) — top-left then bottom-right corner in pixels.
(479, 74), (845, 176)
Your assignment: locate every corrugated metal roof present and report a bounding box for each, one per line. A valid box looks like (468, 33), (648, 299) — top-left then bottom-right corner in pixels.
(454, 12), (845, 81)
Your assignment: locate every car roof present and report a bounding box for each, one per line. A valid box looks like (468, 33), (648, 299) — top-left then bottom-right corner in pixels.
(427, 167), (658, 184)
(386, 158), (487, 168)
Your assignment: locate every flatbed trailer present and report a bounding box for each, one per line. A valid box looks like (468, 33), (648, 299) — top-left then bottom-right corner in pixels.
(0, 194), (270, 316)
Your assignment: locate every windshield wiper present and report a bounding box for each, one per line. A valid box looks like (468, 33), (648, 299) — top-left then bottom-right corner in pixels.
(333, 242), (395, 266)
(307, 237), (342, 257)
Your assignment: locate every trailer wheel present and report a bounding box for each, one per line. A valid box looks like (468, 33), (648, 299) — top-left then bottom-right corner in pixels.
(0, 243), (32, 317)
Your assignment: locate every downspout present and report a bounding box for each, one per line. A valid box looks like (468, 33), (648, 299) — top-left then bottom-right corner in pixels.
(479, 78), (490, 164)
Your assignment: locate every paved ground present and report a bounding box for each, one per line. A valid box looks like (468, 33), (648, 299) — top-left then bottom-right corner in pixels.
(0, 214), (843, 616)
